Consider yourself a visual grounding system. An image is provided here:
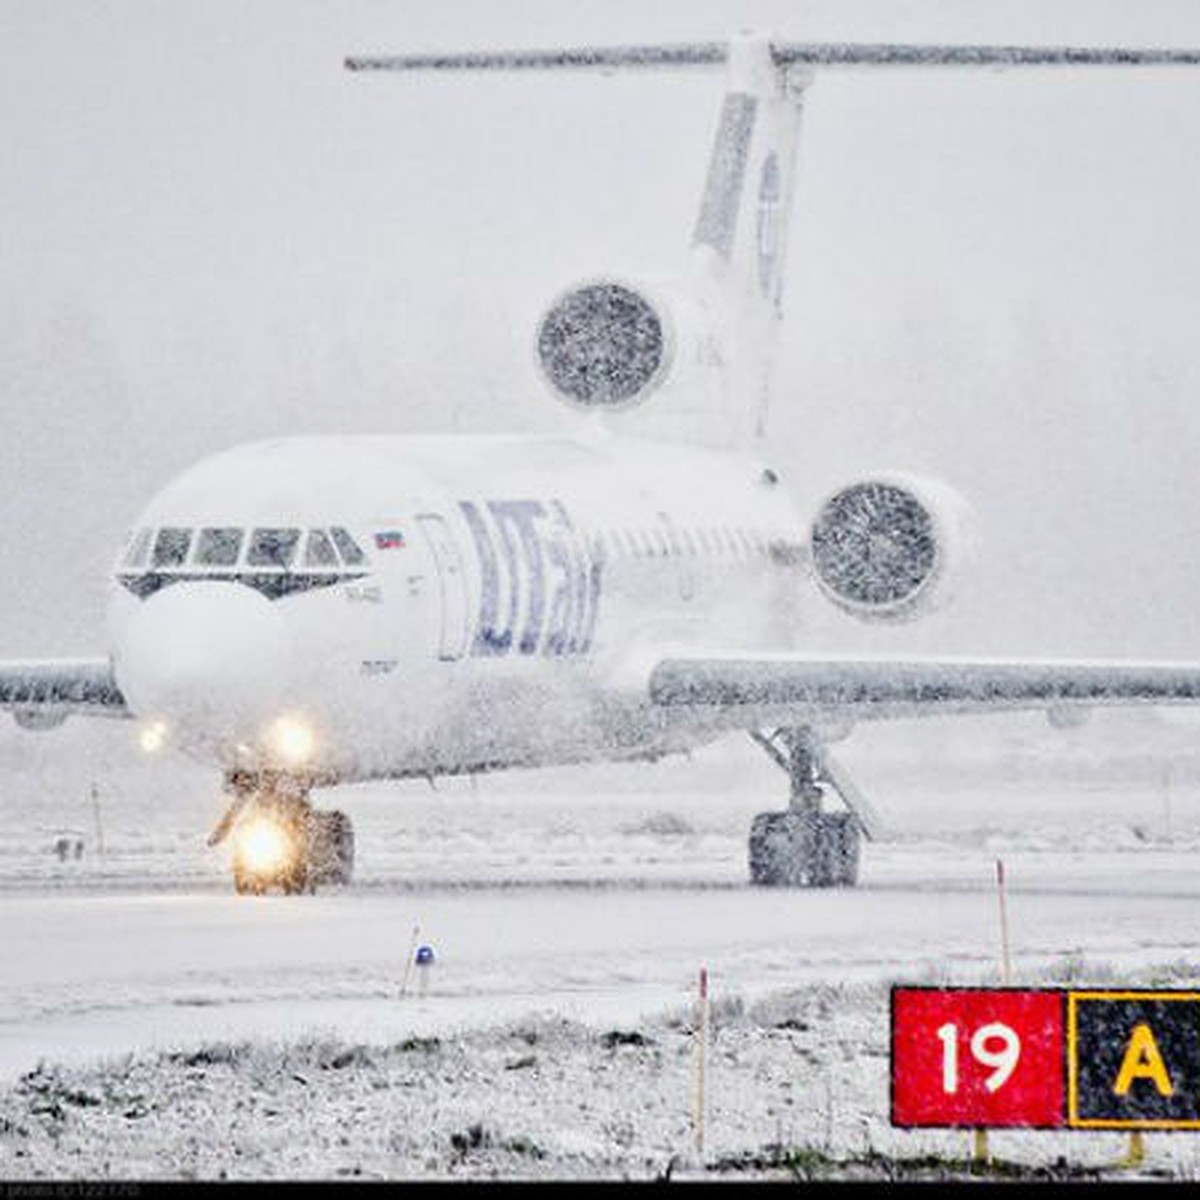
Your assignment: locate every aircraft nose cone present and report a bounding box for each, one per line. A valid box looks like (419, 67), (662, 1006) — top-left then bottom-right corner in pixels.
(114, 582), (299, 741)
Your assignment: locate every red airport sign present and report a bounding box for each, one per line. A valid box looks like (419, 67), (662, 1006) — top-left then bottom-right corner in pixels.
(891, 988), (1063, 1128)
(892, 988), (1200, 1130)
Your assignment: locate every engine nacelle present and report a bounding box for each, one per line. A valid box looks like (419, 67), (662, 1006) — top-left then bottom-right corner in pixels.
(808, 473), (975, 623)
(536, 277), (700, 412)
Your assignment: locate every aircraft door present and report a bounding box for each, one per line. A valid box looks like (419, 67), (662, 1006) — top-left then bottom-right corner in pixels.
(417, 514), (469, 661)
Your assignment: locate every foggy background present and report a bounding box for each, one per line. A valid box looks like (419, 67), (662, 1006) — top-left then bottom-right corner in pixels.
(3, 0), (1200, 666)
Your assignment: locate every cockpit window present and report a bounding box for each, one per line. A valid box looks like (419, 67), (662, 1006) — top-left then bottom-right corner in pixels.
(122, 528), (152, 569)
(194, 527), (243, 567)
(152, 527), (192, 568)
(247, 528), (300, 569)
(330, 527), (366, 566)
(118, 522), (370, 601)
(304, 529), (339, 568)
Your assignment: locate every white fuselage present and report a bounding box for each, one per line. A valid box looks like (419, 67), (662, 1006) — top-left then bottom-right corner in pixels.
(108, 432), (809, 782)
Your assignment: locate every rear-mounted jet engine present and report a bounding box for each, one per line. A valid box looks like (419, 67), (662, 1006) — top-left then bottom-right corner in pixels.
(536, 277), (702, 411)
(809, 473), (975, 622)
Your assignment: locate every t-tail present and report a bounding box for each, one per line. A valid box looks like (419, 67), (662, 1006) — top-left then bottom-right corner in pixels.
(347, 36), (1200, 451)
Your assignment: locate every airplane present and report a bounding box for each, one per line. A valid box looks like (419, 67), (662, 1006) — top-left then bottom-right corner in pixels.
(5, 33), (1200, 895)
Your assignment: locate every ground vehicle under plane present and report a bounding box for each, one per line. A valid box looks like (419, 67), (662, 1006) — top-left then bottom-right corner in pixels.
(6, 33), (1200, 893)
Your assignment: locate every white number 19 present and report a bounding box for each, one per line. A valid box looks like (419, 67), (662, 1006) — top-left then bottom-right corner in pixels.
(936, 1022), (1021, 1094)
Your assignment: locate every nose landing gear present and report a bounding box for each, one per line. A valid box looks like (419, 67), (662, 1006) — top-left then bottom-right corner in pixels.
(211, 772), (355, 895)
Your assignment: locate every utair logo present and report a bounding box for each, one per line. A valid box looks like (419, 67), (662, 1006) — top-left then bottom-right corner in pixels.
(459, 499), (604, 658)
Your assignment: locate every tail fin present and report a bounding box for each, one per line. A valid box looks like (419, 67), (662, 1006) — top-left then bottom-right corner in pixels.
(348, 38), (1200, 450)
(688, 35), (809, 448)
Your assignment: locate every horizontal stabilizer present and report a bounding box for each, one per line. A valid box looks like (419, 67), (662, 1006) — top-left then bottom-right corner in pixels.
(346, 42), (1200, 74)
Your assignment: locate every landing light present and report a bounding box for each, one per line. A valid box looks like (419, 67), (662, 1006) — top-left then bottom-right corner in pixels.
(236, 818), (292, 876)
(268, 715), (316, 767)
(138, 720), (169, 754)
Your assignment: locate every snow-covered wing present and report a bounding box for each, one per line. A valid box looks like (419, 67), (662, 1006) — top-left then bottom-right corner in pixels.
(649, 655), (1200, 721)
(0, 659), (129, 725)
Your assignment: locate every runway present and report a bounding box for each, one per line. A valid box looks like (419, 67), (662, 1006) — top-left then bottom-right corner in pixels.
(5, 837), (1200, 1084)
(4, 714), (1200, 1084)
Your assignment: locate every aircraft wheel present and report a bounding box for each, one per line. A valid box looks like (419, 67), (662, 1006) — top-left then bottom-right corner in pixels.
(748, 810), (860, 888)
(749, 811), (807, 886)
(309, 810), (355, 888)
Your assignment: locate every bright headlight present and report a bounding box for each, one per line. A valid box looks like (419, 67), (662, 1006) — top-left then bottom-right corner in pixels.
(138, 720), (168, 754)
(267, 715), (315, 767)
(236, 818), (292, 876)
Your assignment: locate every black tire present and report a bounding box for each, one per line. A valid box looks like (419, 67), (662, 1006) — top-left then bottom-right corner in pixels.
(748, 810), (860, 888)
(280, 864), (309, 895)
(233, 861), (267, 896)
(827, 812), (861, 887)
(309, 810), (355, 888)
(749, 811), (807, 887)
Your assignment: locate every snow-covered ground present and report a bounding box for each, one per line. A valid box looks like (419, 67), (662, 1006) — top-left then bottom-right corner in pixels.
(4, 710), (1200, 1178)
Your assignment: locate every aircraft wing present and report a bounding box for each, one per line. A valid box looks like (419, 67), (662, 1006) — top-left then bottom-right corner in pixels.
(0, 659), (129, 727)
(649, 654), (1200, 723)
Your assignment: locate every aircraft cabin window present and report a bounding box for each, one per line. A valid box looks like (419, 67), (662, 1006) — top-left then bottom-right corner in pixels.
(330, 527), (366, 566)
(152, 527), (192, 568)
(122, 528), (152, 569)
(194, 527), (243, 567)
(247, 527), (301, 569)
(305, 529), (339, 568)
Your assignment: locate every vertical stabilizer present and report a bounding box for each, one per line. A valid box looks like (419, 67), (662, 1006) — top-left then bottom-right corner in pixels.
(690, 34), (810, 450)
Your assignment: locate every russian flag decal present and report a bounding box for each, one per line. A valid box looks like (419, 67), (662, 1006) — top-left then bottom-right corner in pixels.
(374, 530), (406, 550)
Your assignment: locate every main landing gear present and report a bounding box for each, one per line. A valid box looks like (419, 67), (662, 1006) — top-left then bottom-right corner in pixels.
(747, 727), (883, 888)
(209, 771), (355, 895)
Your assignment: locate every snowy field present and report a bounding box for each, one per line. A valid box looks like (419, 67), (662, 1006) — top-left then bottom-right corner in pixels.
(5, 710), (1200, 1179)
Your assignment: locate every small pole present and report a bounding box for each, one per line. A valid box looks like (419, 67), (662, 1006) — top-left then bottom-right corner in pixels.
(415, 944), (435, 997)
(399, 924), (420, 997)
(996, 858), (1012, 985)
(973, 859), (1013, 1167)
(973, 1128), (990, 1165)
(90, 782), (105, 860)
(1122, 1130), (1145, 1168)
(693, 967), (709, 1157)
(1163, 765), (1173, 840)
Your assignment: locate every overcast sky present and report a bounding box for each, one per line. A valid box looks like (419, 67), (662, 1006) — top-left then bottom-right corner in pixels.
(4, 0), (1200, 661)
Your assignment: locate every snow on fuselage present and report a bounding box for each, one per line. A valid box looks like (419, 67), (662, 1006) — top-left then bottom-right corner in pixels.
(108, 433), (808, 782)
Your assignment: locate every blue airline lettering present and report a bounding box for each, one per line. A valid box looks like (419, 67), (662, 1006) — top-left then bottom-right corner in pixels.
(460, 501), (507, 655)
(458, 499), (603, 658)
